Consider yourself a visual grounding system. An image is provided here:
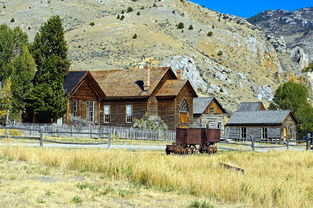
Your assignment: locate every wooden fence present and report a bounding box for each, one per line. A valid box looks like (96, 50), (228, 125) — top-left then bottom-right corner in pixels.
(0, 126), (111, 148)
(220, 137), (312, 152)
(5, 123), (176, 141)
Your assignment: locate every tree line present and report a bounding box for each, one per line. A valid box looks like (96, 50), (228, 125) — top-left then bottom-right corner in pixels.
(0, 16), (69, 123)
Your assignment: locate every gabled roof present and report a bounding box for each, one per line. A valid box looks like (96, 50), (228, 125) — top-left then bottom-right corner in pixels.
(236, 102), (265, 112)
(226, 110), (297, 126)
(193, 97), (226, 114)
(90, 67), (175, 98)
(156, 80), (197, 97)
(64, 71), (88, 94)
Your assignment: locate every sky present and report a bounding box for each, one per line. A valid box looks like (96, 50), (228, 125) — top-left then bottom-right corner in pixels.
(191, 0), (313, 18)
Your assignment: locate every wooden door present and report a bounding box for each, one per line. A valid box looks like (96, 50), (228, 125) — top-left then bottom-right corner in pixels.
(179, 112), (188, 128)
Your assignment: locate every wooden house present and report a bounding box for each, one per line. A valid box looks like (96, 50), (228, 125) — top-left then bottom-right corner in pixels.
(225, 110), (297, 141)
(193, 97), (226, 134)
(236, 102), (265, 112)
(63, 67), (198, 129)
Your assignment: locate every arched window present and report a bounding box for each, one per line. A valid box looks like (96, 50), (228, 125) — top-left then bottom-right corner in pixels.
(180, 100), (188, 113)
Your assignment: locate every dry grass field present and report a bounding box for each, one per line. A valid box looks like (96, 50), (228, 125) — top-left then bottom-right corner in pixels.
(0, 146), (312, 208)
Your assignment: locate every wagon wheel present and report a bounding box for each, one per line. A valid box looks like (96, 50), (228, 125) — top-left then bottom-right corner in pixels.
(213, 146), (218, 154)
(208, 146), (213, 155)
(191, 146), (199, 154)
(181, 147), (187, 155)
(187, 147), (193, 155)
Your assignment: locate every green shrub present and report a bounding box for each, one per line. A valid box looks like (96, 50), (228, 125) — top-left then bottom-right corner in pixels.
(133, 34), (137, 39)
(89, 22), (95, 26)
(217, 50), (223, 56)
(207, 31), (213, 36)
(10, 18), (15, 23)
(153, 3), (157, 7)
(117, 14), (120, 19)
(188, 25), (193, 30)
(127, 7), (133, 13)
(177, 22), (184, 29)
(120, 15), (125, 20)
(188, 200), (215, 208)
(121, 10), (125, 14)
(71, 196), (83, 204)
(136, 11), (140, 16)
(302, 63), (313, 72)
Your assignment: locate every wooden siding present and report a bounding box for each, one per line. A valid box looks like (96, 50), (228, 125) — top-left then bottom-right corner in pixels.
(204, 100), (224, 114)
(225, 126), (282, 140)
(225, 114), (297, 140)
(158, 99), (175, 130)
(174, 84), (194, 129)
(100, 101), (147, 127)
(65, 77), (102, 124)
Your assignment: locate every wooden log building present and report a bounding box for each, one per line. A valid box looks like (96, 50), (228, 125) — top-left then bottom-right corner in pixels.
(63, 67), (198, 130)
(225, 110), (297, 141)
(193, 97), (226, 135)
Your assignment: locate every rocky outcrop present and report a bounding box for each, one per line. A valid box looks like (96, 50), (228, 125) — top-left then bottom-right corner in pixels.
(248, 8), (313, 62)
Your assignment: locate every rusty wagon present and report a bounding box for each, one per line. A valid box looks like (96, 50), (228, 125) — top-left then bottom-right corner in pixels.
(165, 128), (221, 155)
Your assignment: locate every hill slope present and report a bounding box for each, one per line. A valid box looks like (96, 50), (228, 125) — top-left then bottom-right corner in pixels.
(0, 0), (303, 111)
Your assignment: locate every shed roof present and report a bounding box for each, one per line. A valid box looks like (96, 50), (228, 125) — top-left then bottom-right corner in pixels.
(90, 67), (173, 97)
(193, 97), (214, 114)
(226, 110), (296, 126)
(236, 102), (264, 112)
(63, 71), (88, 94)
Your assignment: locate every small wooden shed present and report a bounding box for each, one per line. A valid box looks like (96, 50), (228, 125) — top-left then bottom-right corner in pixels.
(225, 110), (297, 141)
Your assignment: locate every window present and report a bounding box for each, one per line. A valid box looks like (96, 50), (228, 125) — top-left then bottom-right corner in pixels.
(210, 107), (214, 113)
(71, 100), (78, 117)
(240, 127), (247, 139)
(180, 100), (188, 112)
(261, 127), (268, 139)
(87, 101), (95, 123)
(126, 104), (133, 123)
(104, 104), (110, 123)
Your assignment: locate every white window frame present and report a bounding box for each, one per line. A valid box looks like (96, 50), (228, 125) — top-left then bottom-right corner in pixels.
(126, 104), (133, 123)
(87, 101), (95, 123)
(72, 100), (78, 117)
(104, 104), (110, 123)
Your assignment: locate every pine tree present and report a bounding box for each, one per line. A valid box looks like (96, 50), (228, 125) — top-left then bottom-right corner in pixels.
(30, 16), (70, 122)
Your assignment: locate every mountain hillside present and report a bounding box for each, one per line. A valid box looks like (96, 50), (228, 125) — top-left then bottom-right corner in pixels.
(0, 0), (305, 111)
(248, 8), (313, 62)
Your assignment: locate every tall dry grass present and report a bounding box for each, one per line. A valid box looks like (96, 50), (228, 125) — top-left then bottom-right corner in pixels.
(0, 146), (312, 208)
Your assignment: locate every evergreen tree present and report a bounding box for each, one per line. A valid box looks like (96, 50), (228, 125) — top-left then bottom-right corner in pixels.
(10, 46), (36, 119)
(30, 16), (70, 122)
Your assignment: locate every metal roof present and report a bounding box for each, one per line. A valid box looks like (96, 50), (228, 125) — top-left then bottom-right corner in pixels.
(236, 102), (264, 112)
(226, 110), (295, 126)
(193, 97), (215, 114)
(63, 71), (87, 94)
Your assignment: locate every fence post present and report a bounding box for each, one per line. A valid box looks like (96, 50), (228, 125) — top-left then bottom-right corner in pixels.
(286, 139), (289, 150)
(39, 127), (43, 147)
(107, 133), (111, 149)
(306, 136), (311, 151)
(251, 136), (255, 152)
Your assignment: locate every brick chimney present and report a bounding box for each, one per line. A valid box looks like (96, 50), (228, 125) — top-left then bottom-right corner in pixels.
(143, 66), (150, 92)
(176, 69), (183, 80)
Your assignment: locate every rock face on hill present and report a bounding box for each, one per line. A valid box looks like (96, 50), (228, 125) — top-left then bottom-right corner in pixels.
(0, 0), (307, 111)
(248, 8), (313, 62)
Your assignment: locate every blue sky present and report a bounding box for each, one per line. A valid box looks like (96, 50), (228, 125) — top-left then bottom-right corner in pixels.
(191, 0), (313, 17)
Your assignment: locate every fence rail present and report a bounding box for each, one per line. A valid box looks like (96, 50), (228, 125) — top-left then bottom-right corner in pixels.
(220, 137), (313, 152)
(3, 123), (176, 142)
(0, 126), (111, 148)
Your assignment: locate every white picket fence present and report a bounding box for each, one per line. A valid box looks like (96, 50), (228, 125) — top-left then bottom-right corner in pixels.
(8, 123), (176, 141)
